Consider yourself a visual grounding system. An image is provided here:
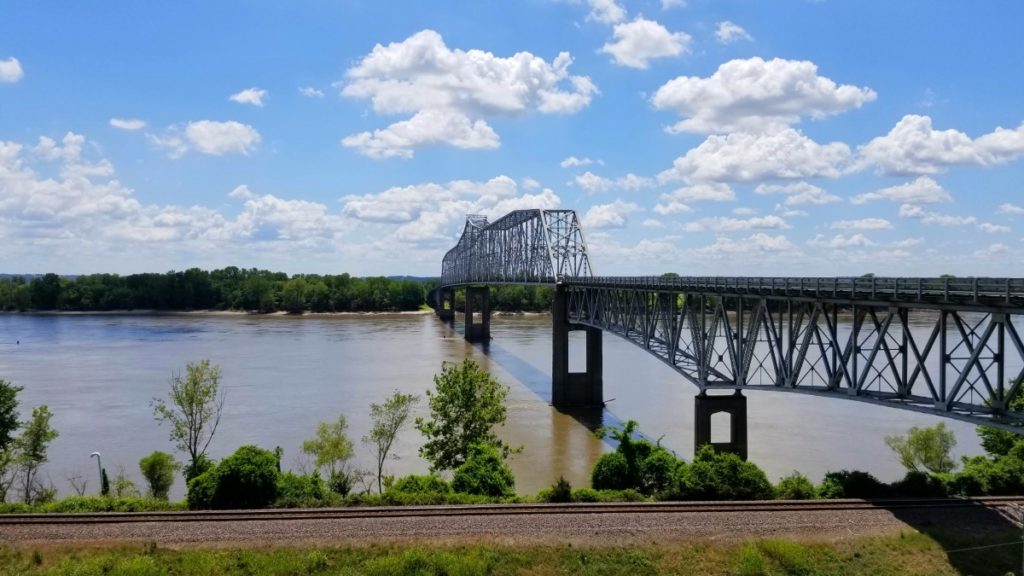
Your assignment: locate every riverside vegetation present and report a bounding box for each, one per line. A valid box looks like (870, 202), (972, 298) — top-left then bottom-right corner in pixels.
(1, 360), (1024, 514)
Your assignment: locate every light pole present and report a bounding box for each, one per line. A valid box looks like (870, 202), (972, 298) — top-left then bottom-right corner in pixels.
(90, 452), (102, 494)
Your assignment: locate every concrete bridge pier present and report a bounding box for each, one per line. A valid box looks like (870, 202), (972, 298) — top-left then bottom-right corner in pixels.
(463, 286), (490, 342)
(552, 286), (604, 408)
(694, 392), (748, 460)
(436, 288), (454, 322)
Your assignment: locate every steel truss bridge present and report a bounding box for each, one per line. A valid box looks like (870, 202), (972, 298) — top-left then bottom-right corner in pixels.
(433, 209), (1024, 454)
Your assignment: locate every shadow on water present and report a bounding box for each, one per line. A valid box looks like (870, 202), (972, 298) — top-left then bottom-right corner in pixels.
(440, 314), (655, 446)
(885, 500), (1023, 576)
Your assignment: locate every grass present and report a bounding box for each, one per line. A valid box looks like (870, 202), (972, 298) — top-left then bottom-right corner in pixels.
(0, 530), (1017, 575)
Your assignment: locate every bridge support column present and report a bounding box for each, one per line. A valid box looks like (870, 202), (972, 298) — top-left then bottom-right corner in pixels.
(552, 286), (604, 408)
(694, 392), (748, 460)
(464, 286), (490, 343)
(436, 288), (454, 322)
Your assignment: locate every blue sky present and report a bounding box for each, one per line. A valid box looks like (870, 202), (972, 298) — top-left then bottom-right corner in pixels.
(2, 1), (1023, 276)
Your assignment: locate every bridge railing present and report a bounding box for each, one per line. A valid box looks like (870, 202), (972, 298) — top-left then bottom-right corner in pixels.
(566, 276), (1024, 308)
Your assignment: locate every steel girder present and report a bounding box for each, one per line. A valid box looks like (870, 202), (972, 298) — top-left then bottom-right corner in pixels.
(440, 210), (592, 287)
(563, 284), (1024, 430)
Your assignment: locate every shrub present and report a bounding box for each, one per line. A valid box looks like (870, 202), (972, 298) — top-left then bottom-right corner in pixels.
(212, 445), (280, 509)
(543, 476), (572, 503)
(989, 454), (1024, 495)
(571, 488), (601, 502)
(276, 471), (328, 508)
(818, 470), (889, 499)
(640, 448), (679, 495)
(893, 471), (948, 498)
(184, 454), (214, 483)
(389, 474), (452, 495)
(677, 445), (774, 501)
(451, 443), (515, 497)
(775, 471), (817, 500)
(591, 452), (630, 491)
(139, 451), (179, 501)
(186, 469), (218, 510)
(328, 470), (354, 496)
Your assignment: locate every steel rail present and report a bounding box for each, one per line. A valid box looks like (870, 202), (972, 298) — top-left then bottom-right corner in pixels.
(2, 497), (1021, 525)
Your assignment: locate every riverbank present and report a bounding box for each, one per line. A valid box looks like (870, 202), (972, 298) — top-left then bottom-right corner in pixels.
(0, 309), (549, 317)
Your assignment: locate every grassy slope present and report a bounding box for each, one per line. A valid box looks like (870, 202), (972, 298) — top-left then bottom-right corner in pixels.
(1, 530), (1019, 576)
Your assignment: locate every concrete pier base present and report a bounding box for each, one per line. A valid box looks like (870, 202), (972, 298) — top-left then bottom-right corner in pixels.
(694, 392), (748, 460)
(464, 286), (490, 342)
(552, 285), (603, 408)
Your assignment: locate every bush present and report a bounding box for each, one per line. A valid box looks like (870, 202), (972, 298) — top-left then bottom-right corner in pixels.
(571, 488), (601, 503)
(212, 445), (280, 509)
(276, 471), (329, 508)
(591, 452), (630, 491)
(893, 471), (948, 498)
(184, 454), (215, 483)
(328, 470), (354, 496)
(451, 443), (515, 497)
(640, 448), (679, 495)
(389, 474), (452, 495)
(818, 470), (889, 499)
(775, 471), (817, 500)
(677, 445), (774, 501)
(139, 451), (179, 501)
(186, 469), (218, 510)
(540, 476), (572, 503)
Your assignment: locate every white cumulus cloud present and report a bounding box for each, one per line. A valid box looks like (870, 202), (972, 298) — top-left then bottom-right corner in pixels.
(340, 30), (597, 159)
(651, 57), (876, 134)
(1000, 203), (1024, 215)
(684, 215), (789, 232)
(561, 155), (593, 168)
(898, 204), (976, 226)
(831, 218), (893, 230)
(852, 176), (951, 205)
(715, 21), (753, 44)
(754, 182), (841, 206)
(583, 199), (640, 230)
(600, 17), (691, 69)
(299, 86), (325, 98)
(229, 87), (268, 107)
(109, 118), (147, 131)
(659, 129), (851, 183)
(808, 233), (875, 248)
(655, 183), (734, 216)
(185, 121), (262, 156)
(584, 0), (626, 24)
(857, 115), (1024, 175)
(573, 171), (652, 193)
(0, 57), (23, 83)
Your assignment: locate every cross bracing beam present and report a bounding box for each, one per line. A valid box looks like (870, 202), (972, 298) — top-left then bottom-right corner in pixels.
(563, 281), (1024, 431)
(440, 210), (592, 287)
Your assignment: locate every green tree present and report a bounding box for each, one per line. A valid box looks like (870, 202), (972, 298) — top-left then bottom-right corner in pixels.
(884, 422), (957, 474)
(451, 443), (515, 497)
(415, 359), (516, 471)
(280, 278), (307, 314)
(139, 451), (179, 500)
(364, 391), (419, 494)
(16, 405), (59, 503)
(978, 391), (1024, 457)
(152, 359), (226, 481)
(302, 414), (354, 486)
(0, 380), (22, 502)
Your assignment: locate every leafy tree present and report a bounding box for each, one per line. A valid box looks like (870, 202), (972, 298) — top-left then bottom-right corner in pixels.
(451, 443), (515, 497)
(416, 359), (515, 471)
(591, 452), (630, 491)
(111, 469), (142, 498)
(676, 445), (774, 501)
(302, 414), (354, 491)
(139, 451), (179, 500)
(187, 445), (280, 510)
(978, 391), (1024, 457)
(817, 470), (889, 499)
(388, 474), (452, 495)
(152, 359), (226, 481)
(775, 471), (817, 500)
(592, 420), (681, 496)
(884, 422), (957, 474)
(0, 380), (22, 502)
(16, 405), (59, 503)
(364, 391), (418, 493)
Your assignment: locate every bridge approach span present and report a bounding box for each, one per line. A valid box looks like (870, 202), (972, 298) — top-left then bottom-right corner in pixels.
(433, 210), (1024, 457)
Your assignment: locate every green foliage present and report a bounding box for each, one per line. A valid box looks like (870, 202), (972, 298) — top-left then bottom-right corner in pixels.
(15, 405), (59, 503)
(183, 454), (214, 483)
(152, 359), (225, 478)
(187, 445), (280, 510)
(416, 359), (515, 471)
(543, 476), (573, 503)
(0, 496), (186, 514)
(571, 487), (601, 502)
(893, 471), (949, 497)
(0, 379), (22, 453)
(138, 451), (178, 500)
(774, 471), (817, 500)
(302, 414), (354, 479)
(275, 471), (331, 508)
(364, 391), (418, 494)
(640, 448), (679, 495)
(591, 452), (630, 491)
(676, 445), (774, 501)
(388, 474), (452, 495)
(884, 422), (957, 474)
(451, 443), (516, 497)
(100, 468), (110, 497)
(977, 390), (1024, 457)
(817, 470), (889, 499)
(327, 470), (354, 497)
(111, 470), (141, 499)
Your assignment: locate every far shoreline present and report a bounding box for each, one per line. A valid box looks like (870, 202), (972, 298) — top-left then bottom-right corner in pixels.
(0, 309), (551, 318)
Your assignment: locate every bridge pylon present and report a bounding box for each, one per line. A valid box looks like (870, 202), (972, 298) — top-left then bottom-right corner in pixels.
(694, 392), (748, 460)
(463, 286), (491, 343)
(435, 287), (454, 323)
(552, 285), (604, 408)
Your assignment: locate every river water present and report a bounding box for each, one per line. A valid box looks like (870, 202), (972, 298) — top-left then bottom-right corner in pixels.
(0, 312), (985, 499)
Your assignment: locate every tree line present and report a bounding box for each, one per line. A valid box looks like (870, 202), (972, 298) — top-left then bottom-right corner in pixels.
(0, 269), (428, 313)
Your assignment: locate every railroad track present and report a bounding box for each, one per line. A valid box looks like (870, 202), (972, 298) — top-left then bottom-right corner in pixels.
(2, 497), (1021, 526)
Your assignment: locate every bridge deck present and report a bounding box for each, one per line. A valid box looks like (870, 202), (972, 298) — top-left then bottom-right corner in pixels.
(566, 276), (1024, 310)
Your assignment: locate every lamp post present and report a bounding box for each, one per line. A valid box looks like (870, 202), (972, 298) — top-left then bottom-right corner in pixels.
(90, 452), (102, 493)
